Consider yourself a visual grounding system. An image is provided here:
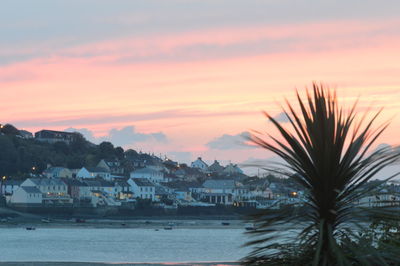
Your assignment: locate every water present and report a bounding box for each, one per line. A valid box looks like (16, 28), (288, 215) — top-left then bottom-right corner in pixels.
(0, 228), (250, 263)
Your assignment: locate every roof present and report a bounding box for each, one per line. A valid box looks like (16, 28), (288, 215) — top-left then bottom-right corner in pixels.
(155, 185), (170, 195)
(97, 179), (114, 187)
(29, 178), (66, 187)
(115, 178), (130, 187)
(132, 168), (160, 175)
(85, 167), (109, 173)
(208, 160), (224, 172)
(203, 179), (236, 189)
(131, 178), (154, 187)
(21, 186), (42, 194)
(83, 180), (102, 187)
(60, 178), (87, 187)
(36, 129), (77, 136)
(191, 157), (208, 167)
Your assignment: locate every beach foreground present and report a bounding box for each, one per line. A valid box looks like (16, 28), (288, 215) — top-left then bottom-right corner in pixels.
(0, 263), (239, 266)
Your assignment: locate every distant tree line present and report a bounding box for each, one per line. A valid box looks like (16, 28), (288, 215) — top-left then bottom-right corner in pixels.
(0, 124), (146, 178)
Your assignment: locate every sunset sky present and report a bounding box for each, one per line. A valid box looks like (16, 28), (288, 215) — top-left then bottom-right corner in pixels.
(1, 1), (400, 170)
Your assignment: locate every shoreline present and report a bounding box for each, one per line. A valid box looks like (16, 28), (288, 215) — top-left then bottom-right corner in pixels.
(0, 218), (248, 229)
(0, 262), (240, 266)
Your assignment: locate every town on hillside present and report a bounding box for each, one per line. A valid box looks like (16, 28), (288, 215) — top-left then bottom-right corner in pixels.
(0, 125), (398, 216)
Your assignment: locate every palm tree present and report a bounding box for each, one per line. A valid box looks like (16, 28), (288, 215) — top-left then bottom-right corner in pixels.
(244, 83), (400, 265)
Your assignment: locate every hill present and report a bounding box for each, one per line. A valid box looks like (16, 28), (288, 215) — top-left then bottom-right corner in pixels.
(0, 123), (151, 178)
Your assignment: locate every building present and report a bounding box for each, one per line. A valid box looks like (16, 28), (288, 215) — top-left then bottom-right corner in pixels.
(223, 163), (244, 175)
(43, 167), (73, 179)
(130, 168), (164, 184)
(21, 178), (72, 205)
(191, 157), (209, 172)
(10, 186), (42, 206)
(208, 160), (225, 173)
(199, 179), (249, 205)
(77, 167), (111, 180)
(128, 178), (155, 200)
(35, 130), (79, 144)
(19, 130), (33, 139)
(115, 178), (133, 200)
(61, 178), (91, 200)
(97, 159), (124, 175)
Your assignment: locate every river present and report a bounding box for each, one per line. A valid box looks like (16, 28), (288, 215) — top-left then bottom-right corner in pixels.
(0, 228), (250, 263)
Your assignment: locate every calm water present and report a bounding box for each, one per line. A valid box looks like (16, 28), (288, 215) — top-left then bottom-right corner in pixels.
(0, 228), (250, 263)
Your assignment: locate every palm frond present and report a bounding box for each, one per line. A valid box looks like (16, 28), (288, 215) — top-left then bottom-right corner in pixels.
(243, 83), (400, 265)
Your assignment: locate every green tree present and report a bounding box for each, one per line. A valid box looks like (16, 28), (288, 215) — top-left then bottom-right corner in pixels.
(245, 84), (400, 265)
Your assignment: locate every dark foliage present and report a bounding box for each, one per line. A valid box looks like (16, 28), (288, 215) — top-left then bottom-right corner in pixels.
(244, 84), (400, 265)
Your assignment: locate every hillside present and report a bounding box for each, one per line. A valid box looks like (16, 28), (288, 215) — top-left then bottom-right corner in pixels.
(0, 124), (151, 178)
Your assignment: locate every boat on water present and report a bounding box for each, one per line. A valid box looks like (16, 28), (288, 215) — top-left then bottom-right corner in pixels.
(41, 218), (51, 223)
(245, 223), (256, 231)
(26, 227), (36, 231)
(221, 222), (230, 226)
(164, 222), (175, 230)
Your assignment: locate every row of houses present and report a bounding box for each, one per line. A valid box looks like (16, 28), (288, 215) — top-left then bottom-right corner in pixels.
(2, 174), (278, 209)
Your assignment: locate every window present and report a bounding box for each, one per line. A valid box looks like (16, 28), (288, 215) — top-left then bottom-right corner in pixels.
(140, 187), (143, 192)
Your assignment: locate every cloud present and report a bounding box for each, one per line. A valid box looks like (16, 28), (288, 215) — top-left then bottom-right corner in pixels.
(273, 112), (290, 123)
(65, 126), (168, 147)
(206, 131), (257, 150)
(13, 109), (256, 128)
(107, 126), (168, 146)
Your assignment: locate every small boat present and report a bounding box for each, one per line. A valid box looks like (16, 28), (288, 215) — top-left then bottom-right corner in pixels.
(26, 227), (36, 231)
(164, 226), (173, 230)
(41, 218), (51, 223)
(245, 223), (256, 231)
(221, 222), (230, 226)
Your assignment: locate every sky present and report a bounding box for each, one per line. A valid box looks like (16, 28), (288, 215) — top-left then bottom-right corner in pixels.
(1, 1), (400, 174)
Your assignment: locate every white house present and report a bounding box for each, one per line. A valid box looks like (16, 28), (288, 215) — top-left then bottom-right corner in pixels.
(97, 159), (124, 175)
(130, 168), (164, 184)
(128, 178), (155, 200)
(77, 167), (111, 180)
(21, 178), (72, 205)
(199, 179), (249, 205)
(191, 157), (209, 172)
(10, 186), (42, 205)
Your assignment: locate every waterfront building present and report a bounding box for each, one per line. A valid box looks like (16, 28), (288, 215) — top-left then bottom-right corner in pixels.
(128, 178), (155, 200)
(21, 178), (72, 205)
(130, 168), (164, 184)
(10, 186), (42, 206)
